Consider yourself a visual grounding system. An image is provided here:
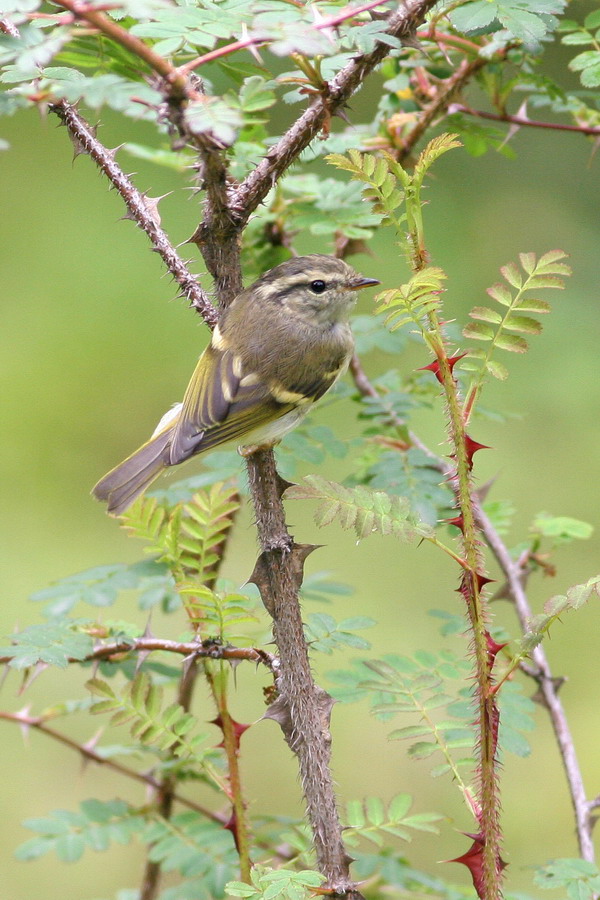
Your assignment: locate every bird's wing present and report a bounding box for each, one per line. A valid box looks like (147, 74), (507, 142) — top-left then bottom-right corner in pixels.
(169, 343), (293, 464)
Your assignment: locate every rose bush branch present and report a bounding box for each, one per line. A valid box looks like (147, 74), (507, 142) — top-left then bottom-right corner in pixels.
(348, 351), (596, 867)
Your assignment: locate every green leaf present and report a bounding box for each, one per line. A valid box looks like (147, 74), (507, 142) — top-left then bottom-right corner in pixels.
(0, 620), (93, 669)
(486, 283), (513, 306)
(469, 306), (503, 324)
(503, 314), (542, 334)
(286, 476), (432, 543)
(185, 97), (243, 146)
(532, 513), (594, 544)
(494, 332), (528, 352)
(237, 76), (276, 113)
(463, 322), (495, 341)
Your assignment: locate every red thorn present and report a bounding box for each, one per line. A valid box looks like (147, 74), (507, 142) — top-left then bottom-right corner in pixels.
(456, 571), (494, 602)
(210, 714), (251, 751)
(486, 631), (508, 667)
(474, 572), (495, 592)
(447, 833), (506, 899)
(420, 353), (468, 385)
(464, 435), (491, 470)
(224, 809), (241, 853)
(446, 514), (465, 532)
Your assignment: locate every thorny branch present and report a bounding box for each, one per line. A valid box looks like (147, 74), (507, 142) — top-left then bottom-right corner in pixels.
(349, 355), (597, 865)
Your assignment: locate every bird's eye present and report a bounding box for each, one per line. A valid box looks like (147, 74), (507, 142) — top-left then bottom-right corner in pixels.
(310, 280), (326, 294)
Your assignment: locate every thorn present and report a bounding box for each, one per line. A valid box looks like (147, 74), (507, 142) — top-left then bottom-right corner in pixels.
(18, 662), (48, 694)
(445, 514), (464, 532)
(447, 833), (507, 899)
(419, 353), (467, 385)
(210, 714), (251, 751)
(141, 191), (172, 226)
(464, 434), (491, 470)
(224, 809), (241, 852)
(241, 22), (264, 64)
(16, 705), (32, 743)
(486, 631), (507, 667)
(142, 617), (155, 641)
(474, 572), (495, 592)
(275, 472), (295, 498)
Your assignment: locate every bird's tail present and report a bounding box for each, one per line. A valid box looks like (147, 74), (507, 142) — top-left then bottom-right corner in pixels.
(92, 427), (174, 516)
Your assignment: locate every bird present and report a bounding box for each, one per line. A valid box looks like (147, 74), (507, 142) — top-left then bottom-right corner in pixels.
(92, 254), (380, 515)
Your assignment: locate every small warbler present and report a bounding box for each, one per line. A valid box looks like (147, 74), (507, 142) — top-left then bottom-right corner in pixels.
(93, 254), (379, 514)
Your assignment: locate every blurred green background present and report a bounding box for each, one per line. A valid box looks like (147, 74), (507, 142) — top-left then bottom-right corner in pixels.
(2, 48), (600, 900)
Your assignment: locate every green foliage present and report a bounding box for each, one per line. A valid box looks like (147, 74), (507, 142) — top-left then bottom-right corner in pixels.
(343, 794), (442, 846)
(286, 475), (433, 542)
(0, 618), (93, 669)
(507, 575), (600, 671)
(560, 11), (600, 87)
(30, 559), (166, 617)
(226, 866), (325, 900)
(16, 798), (146, 863)
(375, 268), (446, 337)
(461, 250), (571, 413)
(120, 483), (239, 587)
(349, 446), (451, 527)
(326, 149), (407, 229)
(304, 612), (374, 654)
(450, 0), (566, 46)
(534, 858), (600, 900)
(531, 513), (594, 547)
(145, 813), (237, 880)
(176, 586), (259, 641)
(299, 571), (353, 606)
(87, 673), (215, 764)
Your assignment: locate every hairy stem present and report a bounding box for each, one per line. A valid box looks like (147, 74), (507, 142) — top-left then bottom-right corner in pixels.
(205, 665), (252, 881)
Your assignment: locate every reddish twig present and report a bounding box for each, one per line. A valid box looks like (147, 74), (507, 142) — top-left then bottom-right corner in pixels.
(0, 709), (226, 822)
(397, 56), (488, 161)
(452, 103), (600, 138)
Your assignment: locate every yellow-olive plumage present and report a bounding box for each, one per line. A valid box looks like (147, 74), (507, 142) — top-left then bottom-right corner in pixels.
(93, 255), (379, 515)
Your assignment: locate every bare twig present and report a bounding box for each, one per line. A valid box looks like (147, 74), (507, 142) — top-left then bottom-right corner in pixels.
(246, 450), (357, 895)
(0, 709), (226, 822)
(452, 103), (600, 138)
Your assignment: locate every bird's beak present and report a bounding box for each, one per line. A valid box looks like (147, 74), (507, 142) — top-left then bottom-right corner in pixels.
(349, 276), (380, 290)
